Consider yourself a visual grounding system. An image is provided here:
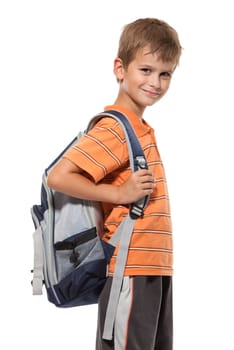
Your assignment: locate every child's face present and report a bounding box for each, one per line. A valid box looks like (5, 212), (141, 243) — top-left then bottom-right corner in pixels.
(116, 46), (176, 109)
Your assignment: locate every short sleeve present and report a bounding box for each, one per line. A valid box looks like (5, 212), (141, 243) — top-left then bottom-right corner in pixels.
(63, 118), (129, 183)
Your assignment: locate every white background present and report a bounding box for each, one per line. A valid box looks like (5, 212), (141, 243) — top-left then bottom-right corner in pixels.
(1, 0), (234, 349)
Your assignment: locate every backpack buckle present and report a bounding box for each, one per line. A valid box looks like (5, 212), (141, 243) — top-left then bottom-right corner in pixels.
(130, 156), (149, 219)
(130, 203), (144, 219)
(135, 155), (148, 170)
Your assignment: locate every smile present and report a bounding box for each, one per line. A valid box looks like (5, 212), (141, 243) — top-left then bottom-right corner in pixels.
(144, 89), (161, 98)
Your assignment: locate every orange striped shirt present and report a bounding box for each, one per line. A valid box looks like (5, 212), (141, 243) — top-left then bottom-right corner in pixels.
(64, 105), (173, 276)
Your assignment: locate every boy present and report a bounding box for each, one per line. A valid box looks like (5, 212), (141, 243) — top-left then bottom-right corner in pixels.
(48, 17), (182, 350)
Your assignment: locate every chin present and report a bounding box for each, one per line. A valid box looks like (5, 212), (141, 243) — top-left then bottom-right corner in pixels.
(146, 100), (159, 107)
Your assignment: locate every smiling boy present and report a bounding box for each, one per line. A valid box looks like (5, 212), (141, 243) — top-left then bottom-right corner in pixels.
(48, 18), (182, 350)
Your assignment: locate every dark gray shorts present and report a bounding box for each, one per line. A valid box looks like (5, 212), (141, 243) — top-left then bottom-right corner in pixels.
(96, 276), (173, 350)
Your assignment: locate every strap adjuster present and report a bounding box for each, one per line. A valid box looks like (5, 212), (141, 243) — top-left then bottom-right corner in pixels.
(134, 155), (148, 170)
(130, 155), (149, 219)
(130, 204), (144, 219)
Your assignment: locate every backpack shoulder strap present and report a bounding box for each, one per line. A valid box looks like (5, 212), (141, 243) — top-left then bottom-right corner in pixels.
(88, 110), (147, 172)
(88, 109), (149, 218)
(88, 110), (149, 340)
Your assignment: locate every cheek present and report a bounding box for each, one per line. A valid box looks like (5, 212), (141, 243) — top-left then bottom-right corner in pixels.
(161, 80), (171, 91)
(122, 76), (140, 90)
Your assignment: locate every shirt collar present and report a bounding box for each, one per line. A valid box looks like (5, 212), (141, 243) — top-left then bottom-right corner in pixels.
(104, 105), (152, 137)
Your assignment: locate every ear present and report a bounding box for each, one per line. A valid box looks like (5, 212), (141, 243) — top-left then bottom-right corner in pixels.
(113, 58), (125, 81)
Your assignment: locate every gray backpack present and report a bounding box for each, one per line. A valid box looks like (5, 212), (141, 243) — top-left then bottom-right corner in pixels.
(31, 110), (148, 340)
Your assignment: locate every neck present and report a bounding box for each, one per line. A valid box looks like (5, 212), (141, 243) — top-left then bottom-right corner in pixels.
(114, 95), (145, 119)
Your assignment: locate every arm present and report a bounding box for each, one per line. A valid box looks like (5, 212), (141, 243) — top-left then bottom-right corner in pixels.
(47, 158), (155, 205)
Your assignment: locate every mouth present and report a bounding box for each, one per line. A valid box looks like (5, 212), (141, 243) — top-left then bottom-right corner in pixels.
(144, 89), (161, 98)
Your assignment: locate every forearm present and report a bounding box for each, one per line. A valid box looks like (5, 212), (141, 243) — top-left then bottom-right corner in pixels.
(48, 170), (120, 203)
(47, 158), (121, 203)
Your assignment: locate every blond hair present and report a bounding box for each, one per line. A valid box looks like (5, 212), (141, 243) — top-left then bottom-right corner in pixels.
(117, 18), (182, 67)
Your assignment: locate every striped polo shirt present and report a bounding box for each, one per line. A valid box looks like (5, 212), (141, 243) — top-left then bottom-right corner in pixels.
(64, 105), (173, 276)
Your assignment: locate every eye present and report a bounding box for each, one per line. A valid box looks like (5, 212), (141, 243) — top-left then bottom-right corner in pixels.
(160, 71), (172, 79)
(140, 68), (151, 74)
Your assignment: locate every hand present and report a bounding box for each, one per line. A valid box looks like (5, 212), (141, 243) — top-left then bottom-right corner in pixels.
(117, 169), (155, 204)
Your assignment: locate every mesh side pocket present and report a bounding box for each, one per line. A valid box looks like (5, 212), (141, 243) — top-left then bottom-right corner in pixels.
(55, 227), (105, 281)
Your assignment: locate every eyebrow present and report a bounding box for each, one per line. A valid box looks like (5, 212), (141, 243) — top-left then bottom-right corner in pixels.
(139, 63), (174, 73)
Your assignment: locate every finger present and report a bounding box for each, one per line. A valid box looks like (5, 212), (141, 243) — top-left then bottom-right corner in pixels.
(141, 175), (155, 184)
(137, 169), (153, 176)
(141, 180), (155, 190)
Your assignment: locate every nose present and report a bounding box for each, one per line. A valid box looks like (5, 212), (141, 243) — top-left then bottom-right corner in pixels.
(149, 73), (161, 90)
